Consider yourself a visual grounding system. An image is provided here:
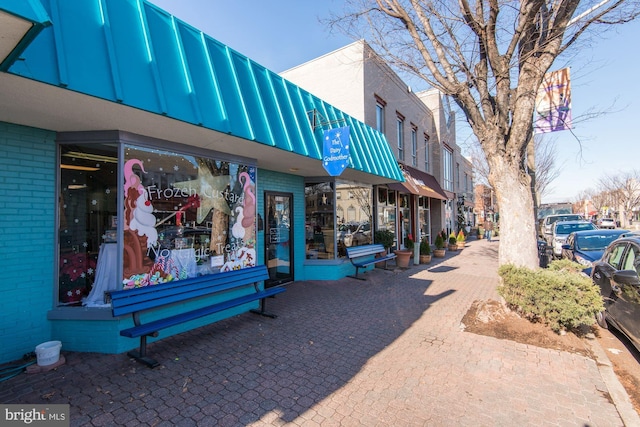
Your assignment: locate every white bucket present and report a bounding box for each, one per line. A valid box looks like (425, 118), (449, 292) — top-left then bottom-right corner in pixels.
(35, 341), (62, 366)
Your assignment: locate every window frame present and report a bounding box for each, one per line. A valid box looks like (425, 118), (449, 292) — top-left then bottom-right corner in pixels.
(410, 125), (417, 167)
(375, 96), (386, 134)
(396, 113), (405, 161)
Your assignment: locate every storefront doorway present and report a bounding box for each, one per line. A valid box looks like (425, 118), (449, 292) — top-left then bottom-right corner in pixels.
(265, 192), (294, 287)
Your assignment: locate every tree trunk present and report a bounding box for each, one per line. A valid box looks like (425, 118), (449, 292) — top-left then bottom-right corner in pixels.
(490, 159), (539, 269)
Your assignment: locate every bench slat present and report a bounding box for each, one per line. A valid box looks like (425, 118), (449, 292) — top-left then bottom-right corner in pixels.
(110, 264), (284, 368)
(120, 287), (285, 338)
(352, 254), (395, 268)
(345, 244), (386, 259)
(111, 267), (269, 317)
(345, 244), (396, 280)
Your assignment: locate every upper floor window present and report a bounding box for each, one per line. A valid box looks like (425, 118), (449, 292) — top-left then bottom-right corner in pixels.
(443, 147), (453, 191)
(411, 126), (417, 167)
(375, 97), (386, 134)
(396, 114), (404, 161)
(424, 134), (430, 173)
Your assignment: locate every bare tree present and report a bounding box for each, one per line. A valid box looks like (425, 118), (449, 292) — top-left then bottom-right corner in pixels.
(470, 135), (561, 201)
(330, 0), (639, 268)
(598, 170), (640, 227)
(581, 187), (613, 216)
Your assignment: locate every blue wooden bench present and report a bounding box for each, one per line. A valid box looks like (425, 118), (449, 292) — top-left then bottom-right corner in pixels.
(110, 265), (285, 368)
(345, 243), (396, 280)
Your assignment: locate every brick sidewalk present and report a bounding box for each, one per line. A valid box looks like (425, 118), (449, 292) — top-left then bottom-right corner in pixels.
(1, 239), (633, 426)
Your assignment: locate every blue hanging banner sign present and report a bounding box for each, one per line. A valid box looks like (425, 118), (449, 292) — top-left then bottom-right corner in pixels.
(322, 126), (350, 176)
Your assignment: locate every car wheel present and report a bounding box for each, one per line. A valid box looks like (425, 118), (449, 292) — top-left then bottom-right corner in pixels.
(596, 310), (608, 329)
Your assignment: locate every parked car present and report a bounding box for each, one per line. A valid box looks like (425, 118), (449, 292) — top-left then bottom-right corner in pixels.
(561, 229), (628, 275)
(591, 234), (640, 353)
(598, 217), (617, 229)
(338, 222), (371, 247)
(549, 220), (597, 258)
(541, 213), (584, 240)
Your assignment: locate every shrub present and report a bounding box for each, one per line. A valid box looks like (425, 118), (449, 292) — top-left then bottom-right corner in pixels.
(456, 230), (465, 243)
(448, 232), (457, 245)
(497, 262), (603, 333)
(420, 238), (431, 255)
(435, 233), (445, 249)
(374, 230), (395, 251)
(546, 258), (586, 273)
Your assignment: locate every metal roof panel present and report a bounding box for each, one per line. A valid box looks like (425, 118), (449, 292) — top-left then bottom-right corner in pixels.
(2, 0), (403, 181)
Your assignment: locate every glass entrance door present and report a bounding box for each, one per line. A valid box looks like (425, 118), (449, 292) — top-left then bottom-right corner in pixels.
(265, 192), (293, 287)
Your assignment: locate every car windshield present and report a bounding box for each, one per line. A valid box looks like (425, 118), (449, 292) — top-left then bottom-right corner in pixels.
(555, 223), (596, 235)
(547, 215), (582, 225)
(576, 234), (622, 251)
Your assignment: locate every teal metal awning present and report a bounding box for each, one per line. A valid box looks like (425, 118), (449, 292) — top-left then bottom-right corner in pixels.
(0, 0), (403, 183)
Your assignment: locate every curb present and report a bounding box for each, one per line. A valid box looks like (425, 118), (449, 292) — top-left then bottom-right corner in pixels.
(586, 333), (640, 426)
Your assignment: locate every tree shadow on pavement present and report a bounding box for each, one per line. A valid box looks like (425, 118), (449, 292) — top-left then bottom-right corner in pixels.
(1, 267), (455, 426)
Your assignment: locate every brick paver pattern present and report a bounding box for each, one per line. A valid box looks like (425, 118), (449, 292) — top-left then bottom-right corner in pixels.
(1, 240), (623, 426)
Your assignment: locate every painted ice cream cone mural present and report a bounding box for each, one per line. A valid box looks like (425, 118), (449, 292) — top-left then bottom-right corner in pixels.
(221, 170), (257, 271)
(231, 172), (256, 240)
(119, 150), (257, 288)
(123, 158), (156, 278)
(129, 190), (158, 248)
(172, 160), (257, 270)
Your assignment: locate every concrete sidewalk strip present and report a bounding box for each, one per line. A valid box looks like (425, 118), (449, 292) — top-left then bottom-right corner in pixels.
(1, 239), (636, 426)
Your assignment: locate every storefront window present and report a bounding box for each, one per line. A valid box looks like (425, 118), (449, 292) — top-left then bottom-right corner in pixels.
(305, 182), (335, 259)
(57, 141), (256, 306)
(304, 180), (372, 259)
(336, 181), (372, 256)
(376, 187), (397, 249)
(58, 144), (118, 305)
(418, 196), (431, 244)
(122, 146), (256, 287)
(399, 194), (411, 248)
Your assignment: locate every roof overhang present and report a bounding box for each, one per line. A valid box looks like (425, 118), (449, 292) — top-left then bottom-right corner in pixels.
(0, 0), (402, 185)
(0, 1), (50, 71)
(0, 73), (396, 185)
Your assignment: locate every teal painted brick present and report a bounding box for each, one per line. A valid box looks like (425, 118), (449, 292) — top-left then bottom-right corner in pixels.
(0, 122), (56, 364)
(259, 169), (308, 280)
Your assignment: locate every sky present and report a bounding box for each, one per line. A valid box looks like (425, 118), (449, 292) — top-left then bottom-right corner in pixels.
(150, 0), (640, 205)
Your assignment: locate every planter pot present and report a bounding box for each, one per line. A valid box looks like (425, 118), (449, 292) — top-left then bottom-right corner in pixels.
(376, 251), (390, 267)
(433, 248), (446, 258)
(447, 244), (458, 251)
(394, 250), (412, 268)
(457, 242), (465, 250)
(419, 255), (432, 264)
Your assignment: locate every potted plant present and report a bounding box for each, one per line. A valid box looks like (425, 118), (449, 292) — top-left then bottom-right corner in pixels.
(456, 229), (466, 249)
(419, 238), (432, 264)
(374, 229), (395, 267)
(433, 234), (446, 257)
(448, 231), (458, 251)
(394, 235), (414, 268)
(374, 229), (395, 253)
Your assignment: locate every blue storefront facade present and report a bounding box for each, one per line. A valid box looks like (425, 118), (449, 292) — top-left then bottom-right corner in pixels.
(0, 0), (404, 363)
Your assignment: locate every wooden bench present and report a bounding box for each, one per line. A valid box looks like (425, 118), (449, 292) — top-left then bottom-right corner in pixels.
(345, 244), (396, 280)
(110, 265), (285, 368)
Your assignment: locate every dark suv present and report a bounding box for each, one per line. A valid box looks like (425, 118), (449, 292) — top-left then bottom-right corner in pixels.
(591, 234), (640, 352)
